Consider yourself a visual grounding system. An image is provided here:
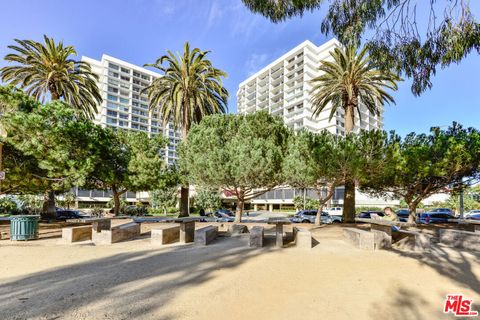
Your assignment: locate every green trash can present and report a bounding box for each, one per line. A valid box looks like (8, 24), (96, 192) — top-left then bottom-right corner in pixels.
(10, 215), (40, 241)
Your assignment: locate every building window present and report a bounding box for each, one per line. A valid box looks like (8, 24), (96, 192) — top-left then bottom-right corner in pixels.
(119, 97), (129, 104)
(106, 117), (117, 124)
(108, 86), (118, 93)
(108, 71), (119, 78)
(119, 113), (128, 120)
(108, 63), (119, 70)
(121, 67), (130, 74)
(120, 75), (130, 82)
(107, 102), (119, 110)
(107, 94), (118, 102)
(107, 110), (117, 117)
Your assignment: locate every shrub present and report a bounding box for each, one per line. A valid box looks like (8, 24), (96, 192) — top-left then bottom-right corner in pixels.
(0, 197), (18, 214)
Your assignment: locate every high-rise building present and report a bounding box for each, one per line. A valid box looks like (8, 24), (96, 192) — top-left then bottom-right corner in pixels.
(237, 39), (389, 211)
(237, 39), (384, 134)
(81, 54), (181, 165)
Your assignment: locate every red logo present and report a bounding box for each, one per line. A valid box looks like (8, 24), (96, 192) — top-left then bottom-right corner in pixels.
(444, 294), (478, 317)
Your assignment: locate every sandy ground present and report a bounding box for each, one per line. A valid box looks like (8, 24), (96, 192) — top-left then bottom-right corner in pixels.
(0, 223), (479, 320)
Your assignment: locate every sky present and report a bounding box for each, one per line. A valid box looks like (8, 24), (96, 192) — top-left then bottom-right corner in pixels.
(0, 0), (479, 136)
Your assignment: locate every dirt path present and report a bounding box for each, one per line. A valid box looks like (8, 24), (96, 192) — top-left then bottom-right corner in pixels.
(0, 225), (478, 319)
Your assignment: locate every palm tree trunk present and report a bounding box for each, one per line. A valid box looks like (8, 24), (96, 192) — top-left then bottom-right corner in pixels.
(344, 103), (355, 133)
(343, 181), (356, 223)
(343, 102), (356, 223)
(179, 124), (190, 217)
(42, 190), (56, 220)
(41, 89), (60, 219)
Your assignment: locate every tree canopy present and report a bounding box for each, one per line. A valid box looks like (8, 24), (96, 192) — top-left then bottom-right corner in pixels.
(362, 123), (480, 222)
(85, 129), (170, 215)
(242, 0), (480, 95)
(180, 111), (290, 222)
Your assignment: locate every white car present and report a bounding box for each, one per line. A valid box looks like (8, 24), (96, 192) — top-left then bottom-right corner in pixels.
(466, 210), (480, 217)
(326, 207), (343, 216)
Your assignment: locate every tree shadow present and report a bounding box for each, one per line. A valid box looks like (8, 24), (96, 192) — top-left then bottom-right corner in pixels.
(389, 243), (480, 295)
(0, 236), (272, 319)
(368, 286), (445, 320)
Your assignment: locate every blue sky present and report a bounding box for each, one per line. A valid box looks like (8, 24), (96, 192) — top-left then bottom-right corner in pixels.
(0, 0), (478, 136)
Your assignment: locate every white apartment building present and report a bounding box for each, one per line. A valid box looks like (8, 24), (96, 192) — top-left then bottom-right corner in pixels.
(74, 54), (181, 206)
(237, 39), (384, 135)
(237, 39), (390, 211)
(81, 54), (181, 166)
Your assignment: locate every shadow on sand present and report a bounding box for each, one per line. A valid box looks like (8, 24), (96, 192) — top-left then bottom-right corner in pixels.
(0, 236), (273, 319)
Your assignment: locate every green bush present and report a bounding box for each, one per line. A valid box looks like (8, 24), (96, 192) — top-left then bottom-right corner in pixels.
(0, 197), (19, 214)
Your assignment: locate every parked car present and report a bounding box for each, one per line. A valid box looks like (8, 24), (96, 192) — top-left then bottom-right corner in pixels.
(56, 209), (84, 220)
(213, 211), (235, 222)
(330, 214), (343, 223)
(396, 209), (410, 222)
(291, 210), (333, 224)
(326, 207), (343, 216)
(466, 213), (480, 221)
(215, 209), (234, 217)
(357, 211), (385, 219)
(430, 208), (453, 214)
(418, 212), (456, 224)
(466, 210), (480, 217)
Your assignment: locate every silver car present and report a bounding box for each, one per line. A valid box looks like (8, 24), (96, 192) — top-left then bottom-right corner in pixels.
(291, 210), (333, 224)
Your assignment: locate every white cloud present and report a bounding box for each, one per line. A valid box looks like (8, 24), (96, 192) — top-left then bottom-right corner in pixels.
(245, 53), (270, 76)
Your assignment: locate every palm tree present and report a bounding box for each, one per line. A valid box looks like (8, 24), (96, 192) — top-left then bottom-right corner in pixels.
(1, 35), (101, 118)
(144, 42), (228, 217)
(1, 35), (102, 218)
(311, 45), (400, 222)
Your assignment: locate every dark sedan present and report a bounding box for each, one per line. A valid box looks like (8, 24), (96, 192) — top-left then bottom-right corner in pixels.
(56, 209), (85, 220)
(418, 212), (456, 224)
(357, 211), (385, 219)
(396, 209), (410, 222)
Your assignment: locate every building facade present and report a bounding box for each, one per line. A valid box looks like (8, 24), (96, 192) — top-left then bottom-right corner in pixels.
(75, 54), (181, 206)
(237, 39), (390, 210)
(237, 39), (384, 135)
(82, 54), (181, 165)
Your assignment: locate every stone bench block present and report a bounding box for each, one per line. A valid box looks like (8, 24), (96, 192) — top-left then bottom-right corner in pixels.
(229, 224), (249, 236)
(250, 226), (264, 248)
(439, 229), (480, 252)
(343, 228), (375, 250)
(151, 225), (180, 245)
(92, 222), (140, 244)
(62, 226), (92, 243)
(195, 225), (218, 246)
(397, 230), (432, 252)
(293, 227), (313, 249)
(92, 219), (111, 232)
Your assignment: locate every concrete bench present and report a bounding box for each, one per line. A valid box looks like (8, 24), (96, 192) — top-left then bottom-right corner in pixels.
(151, 225), (180, 245)
(229, 224), (249, 236)
(343, 228), (376, 250)
(293, 227), (313, 249)
(439, 229), (480, 252)
(92, 222), (140, 244)
(396, 230), (432, 252)
(62, 226), (92, 243)
(249, 226), (264, 248)
(195, 225), (218, 246)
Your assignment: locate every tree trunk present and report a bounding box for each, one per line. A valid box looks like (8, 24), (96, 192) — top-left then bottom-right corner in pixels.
(315, 185), (336, 225)
(179, 186), (189, 217)
(179, 124), (190, 217)
(343, 180), (356, 223)
(344, 103), (355, 133)
(235, 197), (244, 223)
(315, 204), (325, 226)
(407, 201), (419, 223)
(112, 189), (121, 216)
(41, 190), (56, 220)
